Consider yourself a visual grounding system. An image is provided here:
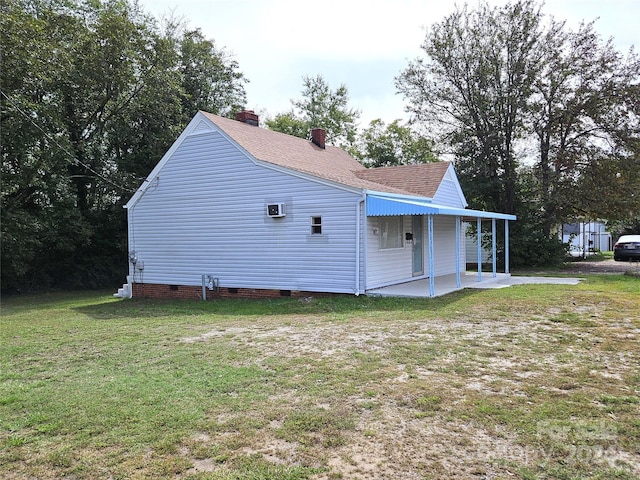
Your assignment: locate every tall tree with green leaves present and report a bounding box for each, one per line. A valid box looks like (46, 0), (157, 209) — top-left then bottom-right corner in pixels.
(266, 74), (360, 150)
(396, 0), (544, 215)
(530, 20), (640, 234)
(396, 0), (639, 266)
(1, 0), (247, 291)
(179, 28), (246, 117)
(356, 119), (438, 167)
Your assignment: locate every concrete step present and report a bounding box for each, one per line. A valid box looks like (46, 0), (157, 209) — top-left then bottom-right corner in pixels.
(113, 282), (132, 298)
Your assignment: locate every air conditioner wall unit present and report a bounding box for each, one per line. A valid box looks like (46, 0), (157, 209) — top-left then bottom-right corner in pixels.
(267, 203), (286, 218)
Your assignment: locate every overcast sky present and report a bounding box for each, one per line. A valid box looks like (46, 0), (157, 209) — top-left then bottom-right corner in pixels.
(137, 0), (638, 127)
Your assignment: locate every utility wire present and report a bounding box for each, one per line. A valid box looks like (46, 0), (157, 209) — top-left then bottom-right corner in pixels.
(1, 88), (137, 194)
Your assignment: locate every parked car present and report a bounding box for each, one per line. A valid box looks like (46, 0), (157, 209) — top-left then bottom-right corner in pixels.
(613, 234), (640, 261)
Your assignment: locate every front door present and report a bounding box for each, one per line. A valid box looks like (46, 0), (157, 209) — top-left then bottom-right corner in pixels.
(412, 216), (424, 276)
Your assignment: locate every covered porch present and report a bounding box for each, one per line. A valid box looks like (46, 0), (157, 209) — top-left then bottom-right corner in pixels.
(365, 192), (517, 297)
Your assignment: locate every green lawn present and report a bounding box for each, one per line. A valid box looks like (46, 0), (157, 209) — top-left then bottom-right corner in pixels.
(1, 276), (639, 479)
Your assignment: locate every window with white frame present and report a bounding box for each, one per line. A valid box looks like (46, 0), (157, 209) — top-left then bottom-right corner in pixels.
(311, 216), (322, 234)
(379, 217), (403, 249)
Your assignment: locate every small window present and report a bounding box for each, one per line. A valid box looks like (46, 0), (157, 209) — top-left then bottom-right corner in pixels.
(311, 216), (322, 235)
(380, 217), (404, 249)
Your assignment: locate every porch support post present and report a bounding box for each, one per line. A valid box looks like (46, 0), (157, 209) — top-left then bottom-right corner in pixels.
(477, 217), (482, 283)
(455, 216), (461, 288)
(492, 218), (497, 278)
(428, 214), (435, 297)
(505, 220), (510, 274)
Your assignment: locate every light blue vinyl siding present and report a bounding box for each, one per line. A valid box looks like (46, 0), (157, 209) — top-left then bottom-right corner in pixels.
(129, 131), (362, 293)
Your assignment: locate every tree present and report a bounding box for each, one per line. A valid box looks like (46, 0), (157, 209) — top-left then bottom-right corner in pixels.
(356, 119), (438, 167)
(574, 152), (640, 223)
(396, 0), (544, 215)
(530, 20), (640, 234)
(1, 0), (247, 291)
(264, 111), (309, 139)
(179, 28), (247, 117)
(396, 0), (639, 266)
(266, 74), (360, 150)
(1, 0), (93, 289)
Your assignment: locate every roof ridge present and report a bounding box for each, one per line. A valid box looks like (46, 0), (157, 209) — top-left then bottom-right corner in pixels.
(354, 161), (450, 198)
(201, 111), (446, 198)
(201, 111), (348, 153)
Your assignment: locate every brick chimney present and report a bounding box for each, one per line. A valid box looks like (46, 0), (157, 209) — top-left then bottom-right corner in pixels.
(235, 110), (259, 126)
(311, 128), (326, 149)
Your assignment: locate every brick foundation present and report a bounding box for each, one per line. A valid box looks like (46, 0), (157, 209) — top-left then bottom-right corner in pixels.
(131, 283), (339, 300)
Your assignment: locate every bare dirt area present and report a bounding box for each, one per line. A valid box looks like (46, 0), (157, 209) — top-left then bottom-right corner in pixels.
(178, 286), (640, 479)
(4, 286), (638, 480)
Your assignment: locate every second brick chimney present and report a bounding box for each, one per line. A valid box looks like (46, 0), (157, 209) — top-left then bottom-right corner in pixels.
(236, 110), (259, 126)
(311, 128), (326, 149)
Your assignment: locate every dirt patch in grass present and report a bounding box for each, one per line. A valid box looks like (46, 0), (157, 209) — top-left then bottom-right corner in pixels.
(2, 279), (639, 479)
(176, 294), (640, 479)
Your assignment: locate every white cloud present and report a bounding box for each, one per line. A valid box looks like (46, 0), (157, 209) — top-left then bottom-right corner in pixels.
(246, 0), (445, 59)
(139, 0), (638, 125)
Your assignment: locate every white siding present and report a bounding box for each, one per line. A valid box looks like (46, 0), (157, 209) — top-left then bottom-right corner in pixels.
(365, 214), (466, 289)
(431, 216), (465, 276)
(357, 200), (366, 293)
(366, 216), (413, 289)
(433, 180), (465, 207)
(465, 231), (492, 263)
(433, 167), (466, 208)
(128, 131), (362, 294)
(562, 221), (612, 252)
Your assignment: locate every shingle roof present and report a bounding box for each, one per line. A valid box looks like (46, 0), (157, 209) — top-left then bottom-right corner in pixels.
(354, 162), (450, 198)
(202, 111), (450, 199)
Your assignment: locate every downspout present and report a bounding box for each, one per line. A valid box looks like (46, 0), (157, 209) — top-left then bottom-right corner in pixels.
(355, 194), (366, 295)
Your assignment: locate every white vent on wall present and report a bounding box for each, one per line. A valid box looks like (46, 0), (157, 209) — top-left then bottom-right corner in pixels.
(267, 203), (286, 218)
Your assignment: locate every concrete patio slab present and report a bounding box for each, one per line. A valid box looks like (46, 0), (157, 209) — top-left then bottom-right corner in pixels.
(366, 273), (583, 298)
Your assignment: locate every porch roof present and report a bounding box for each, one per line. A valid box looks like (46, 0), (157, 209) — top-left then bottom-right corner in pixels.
(366, 193), (516, 221)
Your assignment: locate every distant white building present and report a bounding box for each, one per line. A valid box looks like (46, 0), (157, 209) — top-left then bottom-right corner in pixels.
(562, 221), (612, 253)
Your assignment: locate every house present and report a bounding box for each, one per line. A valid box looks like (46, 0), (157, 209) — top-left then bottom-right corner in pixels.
(115, 110), (515, 299)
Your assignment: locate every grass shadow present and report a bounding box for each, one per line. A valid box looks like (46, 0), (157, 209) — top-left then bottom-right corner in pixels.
(70, 287), (486, 320)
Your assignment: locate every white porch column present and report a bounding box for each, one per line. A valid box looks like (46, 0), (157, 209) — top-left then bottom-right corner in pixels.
(455, 216), (461, 288)
(428, 215), (435, 297)
(477, 217), (482, 282)
(505, 220), (510, 274)
(492, 218), (497, 278)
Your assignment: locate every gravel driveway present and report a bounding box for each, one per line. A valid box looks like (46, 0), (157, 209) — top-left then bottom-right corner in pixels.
(561, 259), (640, 274)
